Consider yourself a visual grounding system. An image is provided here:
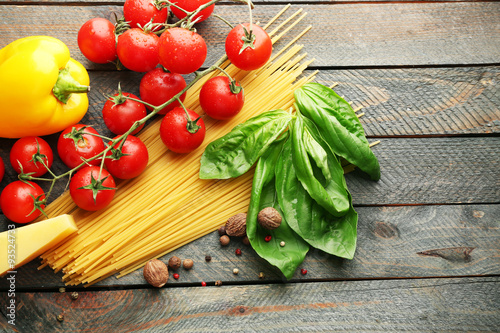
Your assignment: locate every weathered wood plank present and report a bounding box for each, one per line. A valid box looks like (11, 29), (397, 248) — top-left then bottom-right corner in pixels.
(2, 136), (499, 208)
(1, 204), (498, 289)
(1, 3), (499, 67)
(1, 277), (499, 332)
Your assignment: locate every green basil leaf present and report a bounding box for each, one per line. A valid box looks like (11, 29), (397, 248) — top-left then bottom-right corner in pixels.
(291, 112), (349, 217)
(294, 82), (381, 181)
(276, 138), (358, 259)
(199, 110), (292, 179)
(247, 136), (309, 280)
(303, 128), (331, 182)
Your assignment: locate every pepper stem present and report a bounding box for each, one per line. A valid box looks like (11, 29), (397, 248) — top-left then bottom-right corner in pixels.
(52, 67), (89, 104)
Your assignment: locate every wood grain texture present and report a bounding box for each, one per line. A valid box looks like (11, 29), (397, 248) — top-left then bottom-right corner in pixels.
(0, 3), (499, 67)
(1, 277), (499, 332)
(1, 204), (498, 289)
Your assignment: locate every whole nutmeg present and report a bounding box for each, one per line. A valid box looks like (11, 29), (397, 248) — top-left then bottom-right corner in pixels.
(168, 256), (181, 270)
(257, 207), (282, 230)
(143, 259), (169, 288)
(225, 213), (247, 237)
(220, 235), (230, 246)
(183, 259), (194, 270)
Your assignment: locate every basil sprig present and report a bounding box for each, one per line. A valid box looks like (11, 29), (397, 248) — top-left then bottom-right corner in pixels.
(199, 83), (379, 279)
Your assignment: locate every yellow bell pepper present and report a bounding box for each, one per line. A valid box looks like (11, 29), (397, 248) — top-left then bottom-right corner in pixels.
(0, 36), (90, 138)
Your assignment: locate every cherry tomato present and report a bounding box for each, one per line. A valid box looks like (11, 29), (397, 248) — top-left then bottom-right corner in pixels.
(0, 181), (45, 224)
(139, 68), (187, 115)
(170, 0), (215, 23)
(225, 23), (272, 71)
(69, 166), (116, 211)
(9, 136), (53, 177)
(159, 107), (206, 153)
(0, 157), (4, 183)
(77, 18), (117, 64)
(117, 28), (159, 72)
(105, 135), (149, 179)
(57, 124), (105, 169)
(102, 92), (147, 135)
(158, 28), (207, 74)
(199, 76), (245, 120)
(124, 0), (169, 31)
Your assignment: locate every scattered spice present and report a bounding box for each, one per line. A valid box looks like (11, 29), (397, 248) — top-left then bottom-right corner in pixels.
(219, 235), (230, 246)
(233, 268), (239, 275)
(168, 256), (182, 270)
(173, 273), (180, 280)
(242, 236), (250, 246)
(56, 314), (64, 322)
(201, 281), (207, 287)
(257, 207), (282, 229)
(258, 272), (265, 279)
(183, 259), (194, 270)
(264, 235), (272, 242)
(70, 292), (79, 300)
(218, 225), (226, 236)
(59, 287), (66, 293)
(235, 248), (242, 256)
(280, 241), (285, 247)
(301, 268), (308, 275)
(205, 255), (212, 262)
(215, 280), (222, 286)
(225, 213), (247, 237)
(143, 259), (169, 288)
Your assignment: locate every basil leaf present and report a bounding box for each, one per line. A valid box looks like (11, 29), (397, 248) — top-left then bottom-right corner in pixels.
(199, 110), (293, 179)
(276, 138), (358, 259)
(291, 112), (349, 217)
(303, 128), (331, 182)
(294, 83), (381, 181)
(247, 136), (309, 280)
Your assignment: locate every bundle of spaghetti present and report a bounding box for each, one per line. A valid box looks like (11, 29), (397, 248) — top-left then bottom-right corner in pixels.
(39, 6), (318, 286)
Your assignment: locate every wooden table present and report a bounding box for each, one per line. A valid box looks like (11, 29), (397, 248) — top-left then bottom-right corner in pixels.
(1, 0), (499, 331)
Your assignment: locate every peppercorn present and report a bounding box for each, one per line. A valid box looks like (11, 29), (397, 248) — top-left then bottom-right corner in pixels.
(218, 225), (226, 236)
(183, 259), (194, 270)
(258, 272), (265, 279)
(205, 255), (212, 262)
(201, 281), (207, 287)
(233, 268), (239, 275)
(301, 268), (308, 275)
(56, 314), (64, 322)
(264, 235), (272, 242)
(173, 273), (180, 280)
(219, 235), (230, 246)
(280, 241), (285, 247)
(242, 236), (250, 246)
(70, 292), (79, 300)
(215, 280), (222, 286)
(58, 287), (65, 293)
(235, 248), (242, 256)
(168, 256), (181, 270)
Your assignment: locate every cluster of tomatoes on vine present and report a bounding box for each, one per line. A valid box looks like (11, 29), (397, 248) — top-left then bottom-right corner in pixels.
(0, 0), (273, 224)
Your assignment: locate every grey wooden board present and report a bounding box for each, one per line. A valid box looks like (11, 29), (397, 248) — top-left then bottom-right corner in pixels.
(0, 277), (499, 332)
(1, 204), (498, 289)
(1, 3), (499, 67)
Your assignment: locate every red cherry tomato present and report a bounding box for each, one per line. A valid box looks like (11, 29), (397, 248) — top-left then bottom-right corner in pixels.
(0, 181), (45, 224)
(124, 0), (169, 30)
(139, 68), (187, 115)
(69, 166), (116, 211)
(170, 0), (215, 23)
(57, 124), (105, 169)
(159, 107), (206, 154)
(117, 28), (159, 72)
(102, 92), (147, 135)
(9, 136), (53, 177)
(158, 28), (207, 74)
(225, 23), (272, 71)
(199, 76), (245, 120)
(0, 157), (4, 183)
(77, 18), (117, 64)
(105, 135), (149, 179)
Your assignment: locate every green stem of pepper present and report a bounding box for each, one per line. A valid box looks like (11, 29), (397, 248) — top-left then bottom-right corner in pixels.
(52, 67), (90, 104)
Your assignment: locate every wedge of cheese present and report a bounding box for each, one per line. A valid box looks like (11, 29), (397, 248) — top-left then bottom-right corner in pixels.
(1, 214), (77, 276)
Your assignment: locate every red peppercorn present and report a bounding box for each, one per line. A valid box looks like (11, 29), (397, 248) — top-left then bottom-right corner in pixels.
(173, 273), (179, 280)
(201, 281), (207, 287)
(235, 248), (242, 256)
(264, 235), (272, 242)
(301, 268), (307, 275)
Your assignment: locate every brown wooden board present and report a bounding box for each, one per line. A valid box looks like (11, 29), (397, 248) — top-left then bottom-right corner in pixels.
(1, 277), (499, 332)
(1, 204), (498, 289)
(1, 3), (499, 67)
